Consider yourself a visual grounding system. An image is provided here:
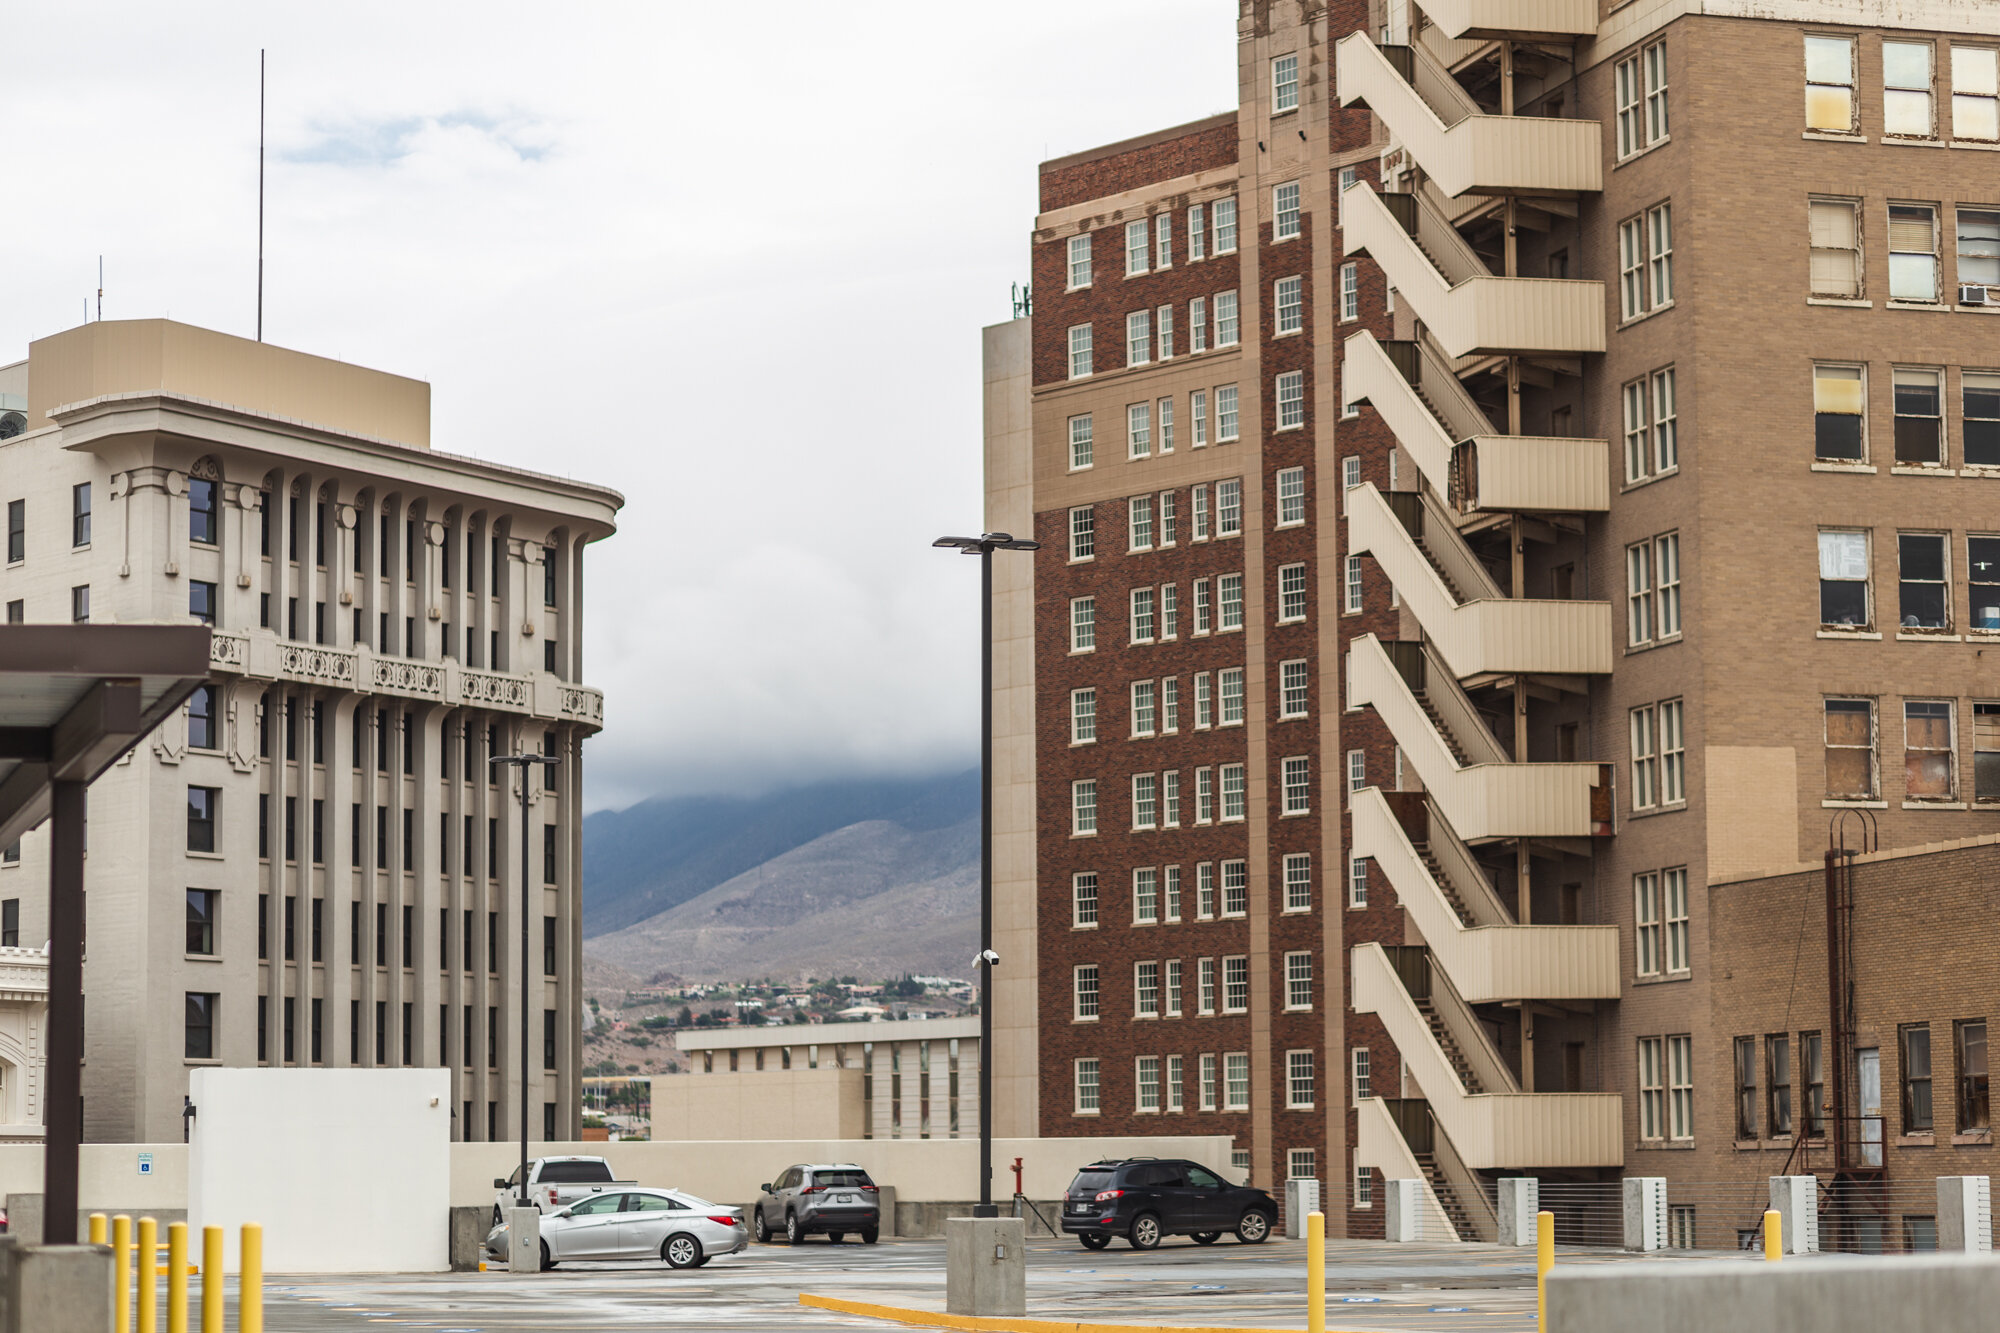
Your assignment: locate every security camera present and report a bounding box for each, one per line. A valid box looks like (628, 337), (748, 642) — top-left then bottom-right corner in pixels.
(977, 949), (1000, 967)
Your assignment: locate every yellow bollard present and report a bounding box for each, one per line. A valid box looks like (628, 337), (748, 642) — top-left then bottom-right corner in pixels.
(137, 1217), (158, 1333)
(201, 1227), (223, 1333)
(167, 1222), (188, 1333)
(240, 1223), (263, 1333)
(1764, 1209), (1783, 1261)
(89, 1213), (108, 1246)
(113, 1215), (133, 1333)
(1306, 1210), (1326, 1333)
(1536, 1209), (1554, 1332)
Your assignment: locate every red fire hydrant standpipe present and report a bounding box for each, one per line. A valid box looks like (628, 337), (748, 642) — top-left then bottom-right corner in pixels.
(1011, 1157), (1024, 1198)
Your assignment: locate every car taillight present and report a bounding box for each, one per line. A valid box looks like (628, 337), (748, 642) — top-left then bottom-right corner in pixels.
(800, 1185), (825, 1194)
(860, 1184), (878, 1192)
(708, 1216), (739, 1226)
(1094, 1189), (1124, 1203)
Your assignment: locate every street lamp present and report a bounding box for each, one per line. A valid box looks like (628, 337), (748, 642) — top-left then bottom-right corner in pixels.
(933, 531), (1039, 1218)
(492, 749), (562, 1212)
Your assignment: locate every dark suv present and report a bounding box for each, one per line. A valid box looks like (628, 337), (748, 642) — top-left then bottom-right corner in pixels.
(753, 1164), (881, 1245)
(1061, 1159), (1277, 1250)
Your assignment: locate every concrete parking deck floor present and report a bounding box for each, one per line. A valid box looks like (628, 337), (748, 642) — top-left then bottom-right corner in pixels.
(180, 1235), (1856, 1333)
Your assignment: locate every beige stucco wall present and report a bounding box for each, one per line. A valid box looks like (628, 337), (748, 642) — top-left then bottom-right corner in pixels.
(651, 1068), (866, 1141)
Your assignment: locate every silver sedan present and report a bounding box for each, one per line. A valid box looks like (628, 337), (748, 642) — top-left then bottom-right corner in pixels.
(487, 1188), (748, 1270)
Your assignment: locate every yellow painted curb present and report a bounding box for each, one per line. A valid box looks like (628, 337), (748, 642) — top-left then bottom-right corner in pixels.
(799, 1292), (1369, 1333)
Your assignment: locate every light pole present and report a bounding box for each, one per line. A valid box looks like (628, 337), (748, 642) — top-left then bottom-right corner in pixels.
(933, 531), (1039, 1218)
(492, 748), (561, 1211)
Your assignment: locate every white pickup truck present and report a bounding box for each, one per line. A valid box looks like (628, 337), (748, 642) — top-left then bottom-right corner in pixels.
(493, 1156), (639, 1224)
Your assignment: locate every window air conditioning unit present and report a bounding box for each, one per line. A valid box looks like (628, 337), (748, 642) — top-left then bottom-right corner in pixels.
(1961, 285), (1992, 306)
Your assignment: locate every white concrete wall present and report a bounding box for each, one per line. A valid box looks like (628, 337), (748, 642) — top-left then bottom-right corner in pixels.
(0, 1143), (186, 1213)
(189, 1067), (450, 1273)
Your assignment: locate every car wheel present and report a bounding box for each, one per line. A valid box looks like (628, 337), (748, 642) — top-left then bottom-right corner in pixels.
(860, 1228), (879, 1245)
(786, 1211), (803, 1245)
(1128, 1213), (1162, 1250)
(539, 1240), (554, 1272)
(827, 1232), (844, 1244)
(1235, 1210), (1271, 1244)
(693, 1255), (711, 1267)
(1191, 1231), (1221, 1245)
(1079, 1233), (1111, 1251)
(492, 1205), (503, 1229)
(662, 1234), (703, 1270)
(754, 1210), (772, 1244)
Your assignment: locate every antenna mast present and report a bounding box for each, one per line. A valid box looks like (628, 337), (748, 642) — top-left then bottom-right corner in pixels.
(257, 48), (266, 342)
(97, 256), (103, 322)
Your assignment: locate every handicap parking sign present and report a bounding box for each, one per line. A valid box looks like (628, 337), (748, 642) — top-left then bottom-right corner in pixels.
(138, 1153), (153, 1176)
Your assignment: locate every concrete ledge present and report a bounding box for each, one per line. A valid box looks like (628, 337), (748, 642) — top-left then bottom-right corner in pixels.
(1547, 1254), (2000, 1333)
(799, 1292), (1370, 1333)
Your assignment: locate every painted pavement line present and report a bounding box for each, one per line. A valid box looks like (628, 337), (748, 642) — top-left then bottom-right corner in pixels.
(801, 1291), (1388, 1333)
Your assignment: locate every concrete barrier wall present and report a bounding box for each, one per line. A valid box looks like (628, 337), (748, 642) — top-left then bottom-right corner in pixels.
(650, 1069), (866, 1141)
(1546, 1254), (2000, 1333)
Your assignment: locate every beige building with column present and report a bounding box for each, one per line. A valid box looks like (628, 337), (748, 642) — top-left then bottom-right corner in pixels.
(0, 319), (620, 1143)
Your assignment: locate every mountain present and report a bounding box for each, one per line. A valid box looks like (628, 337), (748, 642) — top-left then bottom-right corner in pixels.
(584, 813), (979, 983)
(581, 768), (979, 937)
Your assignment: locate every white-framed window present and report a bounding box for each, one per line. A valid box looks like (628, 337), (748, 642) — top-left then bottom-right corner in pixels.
(1220, 765), (1246, 822)
(1619, 41), (1669, 159)
(1889, 203), (1940, 302)
(1355, 1168), (1374, 1208)
(1073, 871), (1099, 928)
(1070, 688), (1097, 745)
(1825, 697), (1879, 800)
(1222, 860), (1247, 917)
(1277, 466), (1305, 526)
(1659, 698), (1685, 803)
(1156, 307), (1174, 361)
(1128, 496), (1154, 551)
(1806, 33), (1857, 134)
(1068, 414), (1093, 471)
(1962, 209), (2000, 291)
(1340, 262), (1358, 321)
(1073, 966), (1100, 1021)
(1815, 364), (1867, 463)
(1619, 217), (1645, 320)
(1159, 489), (1178, 543)
(1132, 773), (1158, 830)
(1627, 540), (1654, 646)
(1068, 508), (1097, 565)
(1288, 1148), (1316, 1180)
(1283, 853), (1311, 911)
(1343, 556), (1363, 613)
(1160, 583), (1178, 640)
(1285, 950), (1312, 1009)
(1162, 769), (1181, 826)
(1224, 1051), (1250, 1110)
(1195, 672), (1212, 728)
(1193, 578), (1211, 633)
(1075, 1057), (1101, 1114)
(1218, 572), (1244, 629)
(1067, 233), (1092, 289)
(1215, 478), (1242, 537)
(1280, 659), (1309, 719)
(1072, 779), (1097, 836)
(1190, 298), (1208, 354)
(1274, 181), (1301, 241)
(1894, 367), (1945, 466)
(1127, 311), (1152, 367)
(1130, 587), (1156, 643)
(1651, 368), (1678, 473)
(1195, 769), (1214, 825)
(1955, 46), (2000, 141)
(1820, 528), (1872, 629)
(1884, 39), (1936, 138)
(1188, 203), (1207, 261)
(1656, 533), (1681, 637)
(1165, 956), (1183, 1012)
(1279, 563), (1307, 622)
(1669, 1034), (1694, 1140)
(1630, 707), (1658, 810)
(1342, 456), (1361, 499)
(1222, 956), (1248, 1012)
(1337, 166), (1357, 222)
(1070, 596), (1096, 652)
(1215, 291), (1240, 347)
(1275, 275), (1303, 335)
(1282, 756), (1310, 815)
(1664, 866), (1690, 974)
(1198, 956), (1216, 1012)
(1166, 1054), (1184, 1111)
(1164, 864), (1182, 919)
(1161, 676), (1180, 730)
(1635, 871), (1662, 977)
(1348, 855), (1368, 908)
(1621, 376), (1650, 481)
(1131, 679), (1157, 736)
(1273, 53), (1299, 113)
(1276, 370), (1305, 429)
(1906, 698), (1958, 799)
(1126, 219), (1150, 276)
(1213, 197), (1237, 254)
(1615, 50), (1643, 157)
(1191, 389), (1208, 445)
(1136, 1055), (1161, 1112)
(1638, 1036), (1666, 1140)
(1199, 1052), (1218, 1110)
(1155, 214), (1173, 269)
(1068, 324), (1093, 378)
(1286, 1050), (1315, 1109)
(1650, 205), (1673, 307)
(1135, 960), (1160, 1017)
(1346, 749), (1366, 793)
(1218, 666), (1244, 725)
(1352, 1047), (1372, 1102)
(1809, 197), (1862, 298)
(1216, 386), (1240, 442)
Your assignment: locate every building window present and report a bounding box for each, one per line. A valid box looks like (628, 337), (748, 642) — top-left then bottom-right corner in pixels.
(1957, 48), (2000, 140)
(189, 580), (217, 627)
(1132, 774), (1158, 830)
(1274, 276), (1304, 336)
(1280, 660), (1309, 718)
(1161, 677), (1180, 731)
(187, 888), (218, 956)
(1349, 855), (1369, 908)
(1136, 1056), (1161, 1112)
(1635, 873), (1663, 978)
(1275, 470), (1307, 530)
(1128, 496), (1153, 550)
(1281, 756), (1310, 815)
(1067, 233), (1092, 289)
(1074, 966), (1100, 1021)
(1190, 299), (1208, 355)
(1630, 708), (1658, 810)
(1131, 587), (1156, 643)
(1220, 765), (1245, 822)
(1216, 667), (1243, 726)
(1068, 324), (1093, 378)
(187, 786), (219, 853)
(1160, 584), (1178, 640)
(1274, 181), (1301, 241)
(1900, 533), (1950, 629)
(186, 993), (217, 1060)
(1075, 1059), (1100, 1114)
(1224, 1052), (1250, 1110)
(187, 685), (217, 751)
(1346, 749), (1367, 795)
(1962, 209), (2000, 290)
(1155, 215), (1172, 269)
(1273, 53), (1299, 112)
(1195, 768), (1214, 823)
(1127, 311), (1152, 367)
(1072, 780), (1097, 836)
(1668, 1035), (1694, 1141)
(189, 478), (217, 546)
(71, 483), (91, 547)
(1217, 573), (1243, 631)
(1069, 415), (1094, 470)
(1627, 542), (1653, 646)
(1070, 597), (1095, 652)
(1809, 198), (1862, 297)
(1894, 369), (1945, 466)
(1285, 951), (1312, 1009)
(1803, 1031), (1827, 1136)
(1645, 41), (1669, 143)
(1126, 219), (1150, 276)
(1889, 204), (1940, 302)
(1216, 387), (1240, 442)
(1902, 1023), (1934, 1131)
(1213, 196), (1237, 254)
(1071, 689), (1096, 745)
(3, 499), (19, 564)
(1805, 33), (1856, 133)
(1768, 1034), (1793, 1137)
(1135, 961), (1160, 1017)
(1664, 867), (1690, 974)
(1638, 1036), (1666, 1140)
(1073, 872), (1098, 928)
(1198, 955), (1216, 1011)
(1655, 534), (1681, 638)
(1905, 700), (1957, 799)
(1650, 369), (1678, 473)
(1165, 957), (1183, 1013)
(1215, 292), (1239, 348)
(1340, 262), (1358, 321)
(1825, 698), (1879, 799)
(1818, 530), (1871, 628)
(1976, 702), (2000, 801)
(72, 585), (89, 623)
(1968, 376), (2000, 472)
(1659, 700), (1684, 803)
(1619, 217), (1645, 319)
(1814, 364), (1866, 461)
(1884, 40), (1936, 138)
(1735, 1037), (1759, 1139)
(1219, 859), (1247, 917)
(1188, 203), (1206, 260)
(1223, 956), (1248, 1012)
(1191, 390), (1208, 445)
(1068, 506), (1094, 561)
(1286, 1051), (1315, 1109)
(1956, 1020), (1989, 1132)
(1276, 371), (1305, 430)
(1283, 853), (1311, 911)
(1199, 1053), (1218, 1110)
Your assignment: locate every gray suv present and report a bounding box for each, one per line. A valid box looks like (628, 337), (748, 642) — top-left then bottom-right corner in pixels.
(753, 1163), (881, 1245)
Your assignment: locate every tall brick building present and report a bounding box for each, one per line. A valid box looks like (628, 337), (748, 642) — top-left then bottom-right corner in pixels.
(983, 0), (2000, 1247)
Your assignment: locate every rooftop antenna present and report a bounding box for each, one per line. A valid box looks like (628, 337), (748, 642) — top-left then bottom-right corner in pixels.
(257, 48), (266, 342)
(97, 256), (103, 322)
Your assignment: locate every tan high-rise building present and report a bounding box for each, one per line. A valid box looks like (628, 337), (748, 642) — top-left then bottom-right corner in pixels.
(987, 0), (2000, 1247)
(0, 319), (620, 1143)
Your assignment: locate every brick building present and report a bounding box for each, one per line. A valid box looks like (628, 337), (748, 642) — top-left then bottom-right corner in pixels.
(982, 0), (2000, 1244)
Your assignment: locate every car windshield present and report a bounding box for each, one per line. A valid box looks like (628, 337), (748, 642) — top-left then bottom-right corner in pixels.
(1069, 1171), (1117, 1194)
(815, 1171), (872, 1188)
(539, 1160), (615, 1184)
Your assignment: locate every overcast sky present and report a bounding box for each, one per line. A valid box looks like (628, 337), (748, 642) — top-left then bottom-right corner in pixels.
(3, 2), (1236, 812)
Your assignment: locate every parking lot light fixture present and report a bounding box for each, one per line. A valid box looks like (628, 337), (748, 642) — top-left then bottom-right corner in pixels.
(492, 749), (562, 1212)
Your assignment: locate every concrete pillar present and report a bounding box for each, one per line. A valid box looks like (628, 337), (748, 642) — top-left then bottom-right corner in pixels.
(1383, 1178), (1424, 1242)
(1497, 1178), (1539, 1246)
(1770, 1176), (1819, 1254)
(1938, 1177), (1993, 1252)
(507, 1205), (540, 1273)
(1623, 1177), (1667, 1252)
(0, 1243), (114, 1333)
(1286, 1178), (1322, 1238)
(945, 1217), (1025, 1316)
